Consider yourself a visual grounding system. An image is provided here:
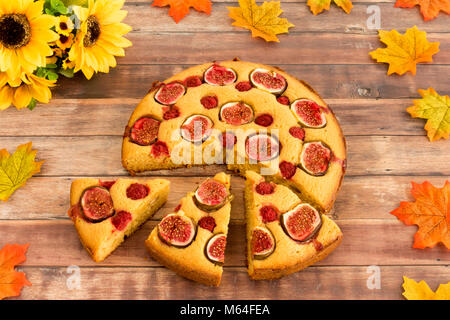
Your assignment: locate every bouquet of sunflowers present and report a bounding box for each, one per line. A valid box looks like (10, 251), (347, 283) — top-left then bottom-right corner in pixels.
(0, 0), (132, 110)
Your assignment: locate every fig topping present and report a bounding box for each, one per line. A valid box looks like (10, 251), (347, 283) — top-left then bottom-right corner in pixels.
(235, 81), (252, 92)
(204, 65), (237, 86)
(281, 203), (322, 242)
(180, 115), (213, 143)
(200, 95), (218, 109)
(130, 117), (160, 146)
(205, 233), (227, 264)
(155, 82), (186, 105)
(111, 211), (132, 231)
(255, 182), (275, 195)
(245, 133), (280, 162)
(279, 161), (296, 179)
(158, 213), (196, 247)
(194, 179), (229, 211)
(254, 113), (273, 127)
(100, 180), (116, 190)
(126, 183), (149, 200)
(221, 131), (237, 149)
(184, 75), (203, 88)
(300, 141), (332, 176)
(251, 226), (275, 259)
(198, 216), (216, 232)
(259, 205), (279, 223)
(277, 96), (290, 105)
(81, 187), (115, 222)
(250, 68), (287, 95)
(163, 106), (180, 120)
(289, 127), (305, 140)
(151, 141), (170, 157)
(220, 102), (254, 126)
(291, 99), (327, 128)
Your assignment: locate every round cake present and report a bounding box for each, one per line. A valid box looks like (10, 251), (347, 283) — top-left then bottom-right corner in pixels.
(122, 59), (346, 212)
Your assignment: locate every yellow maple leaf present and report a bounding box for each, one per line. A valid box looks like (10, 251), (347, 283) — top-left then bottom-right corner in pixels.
(0, 142), (43, 201)
(369, 26), (440, 76)
(307, 0), (353, 15)
(227, 0), (295, 42)
(407, 88), (450, 142)
(402, 276), (450, 300)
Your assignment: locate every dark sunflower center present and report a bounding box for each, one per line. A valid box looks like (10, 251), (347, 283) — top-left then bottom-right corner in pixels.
(60, 22), (68, 30)
(0, 14), (31, 49)
(83, 15), (101, 47)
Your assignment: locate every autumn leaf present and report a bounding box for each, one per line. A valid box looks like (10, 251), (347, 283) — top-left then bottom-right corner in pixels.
(395, 0), (450, 21)
(152, 0), (212, 23)
(307, 0), (353, 15)
(402, 276), (450, 300)
(227, 0), (295, 42)
(0, 142), (43, 202)
(390, 181), (450, 249)
(407, 88), (450, 142)
(0, 244), (31, 300)
(369, 26), (440, 75)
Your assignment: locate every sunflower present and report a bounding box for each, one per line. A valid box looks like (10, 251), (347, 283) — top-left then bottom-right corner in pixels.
(0, 72), (56, 110)
(55, 15), (74, 36)
(69, 0), (132, 80)
(0, 0), (58, 80)
(56, 33), (74, 51)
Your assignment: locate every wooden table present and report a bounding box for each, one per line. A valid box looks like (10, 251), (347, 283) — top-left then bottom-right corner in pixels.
(1, 0), (449, 300)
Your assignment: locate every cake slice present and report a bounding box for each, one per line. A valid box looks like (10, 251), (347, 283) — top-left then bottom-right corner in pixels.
(68, 178), (170, 262)
(145, 172), (233, 286)
(244, 170), (342, 280)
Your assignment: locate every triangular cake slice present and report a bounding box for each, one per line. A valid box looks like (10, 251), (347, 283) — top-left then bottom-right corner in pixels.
(145, 172), (233, 286)
(68, 178), (170, 262)
(245, 171), (342, 280)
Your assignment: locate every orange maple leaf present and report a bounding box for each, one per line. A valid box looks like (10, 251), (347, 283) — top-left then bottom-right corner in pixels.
(391, 181), (450, 250)
(152, 0), (212, 23)
(0, 244), (31, 300)
(394, 0), (450, 21)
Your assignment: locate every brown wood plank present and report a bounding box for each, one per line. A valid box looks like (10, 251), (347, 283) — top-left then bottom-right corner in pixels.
(120, 33), (450, 65)
(1, 176), (447, 221)
(50, 65), (450, 100)
(0, 99), (427, 137)
(1, 220), (448, 267)
(0, 136), (448, 177)
(125, 2), (450, 34)
(12, 265), (450, 300)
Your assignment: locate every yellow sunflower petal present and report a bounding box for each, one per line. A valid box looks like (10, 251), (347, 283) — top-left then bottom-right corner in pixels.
(0, 86), (14, 110)
(13, 85), (32, 109)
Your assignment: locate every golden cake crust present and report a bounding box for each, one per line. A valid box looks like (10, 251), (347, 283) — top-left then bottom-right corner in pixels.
(122, 60), (346, 212)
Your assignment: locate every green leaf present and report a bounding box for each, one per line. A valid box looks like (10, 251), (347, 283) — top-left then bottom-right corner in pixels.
(46, 71), (59, 81)
(51, 0), (68, 14)
(59, 68), (75, 78)
(46, 64), (58, 69)
(27, 99), (37, 111)
(62, 0), (88, 7)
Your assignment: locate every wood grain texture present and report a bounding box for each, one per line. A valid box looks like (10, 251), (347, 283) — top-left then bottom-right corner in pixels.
(13, 265), (450, 300)
(125, 3), (450, 34)
(1, 220), (449, 268)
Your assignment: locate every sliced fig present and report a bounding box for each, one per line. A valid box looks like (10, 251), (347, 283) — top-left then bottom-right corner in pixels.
(281, 203), (322, 242)
(180, 114), (213, 143)
(277, 96), (290, 105)
(254, 113), (273, 127)
(201, 95), (218, 109)
(205, 233), (227, 264)
(219, 102), (254, 126)
(259, 205), (278, 223)
(288, 127), (305, 141)
(126, 183), (149, 200)
(130, 117), (160, 146)
(194, 179), (229, 211)
(111, 211), (132, 231)
(204, 65), (237, 86)
(158, 213), (196, 247)
(155, 82), (186, 105)
(249, 68), (287, 95)
(255, 181), (275, 195)
(279, 161), (297, 179)
(184, 75), (203, 88)
(290, 99), (327, 128)
(245, 133), (280, 162)
(235, 81), (252, 92)
(80, 186), (115, 222)
(251, 226), (275, 259)
(300, 141), (332, 176)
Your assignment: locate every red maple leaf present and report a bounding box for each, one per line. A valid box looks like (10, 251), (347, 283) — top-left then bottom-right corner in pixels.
(395, 0), (450, 21)
(152, 0), (212, 23)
